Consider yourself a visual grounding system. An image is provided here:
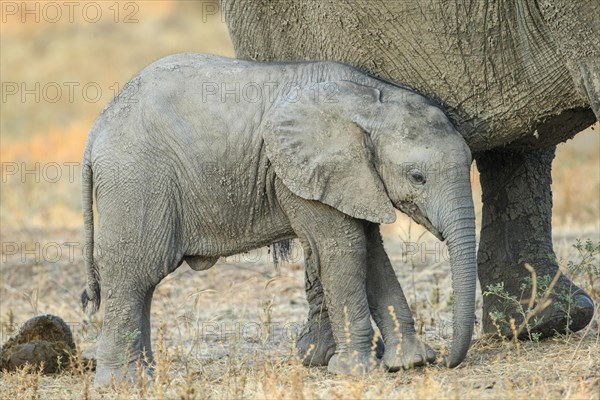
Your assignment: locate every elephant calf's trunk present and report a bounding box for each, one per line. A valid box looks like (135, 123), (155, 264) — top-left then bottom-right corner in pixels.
(442, 195), (477, 367)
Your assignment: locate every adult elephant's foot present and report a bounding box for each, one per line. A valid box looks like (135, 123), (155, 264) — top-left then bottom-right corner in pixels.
(477, 147), (595, 340)
(481, 266), (594, 339)
(327, 351), (381, 375)
(382, 335), (436, 371)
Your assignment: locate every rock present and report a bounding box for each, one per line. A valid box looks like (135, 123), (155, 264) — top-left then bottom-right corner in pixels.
(0, 314), (76, 373)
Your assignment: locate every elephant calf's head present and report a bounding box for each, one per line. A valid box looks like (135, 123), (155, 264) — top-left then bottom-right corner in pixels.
(263, 80), (477, 367)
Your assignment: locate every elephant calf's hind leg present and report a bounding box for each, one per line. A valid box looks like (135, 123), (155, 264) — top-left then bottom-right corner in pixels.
(94, 276), (158, 386)
(296, 253), (337, 367)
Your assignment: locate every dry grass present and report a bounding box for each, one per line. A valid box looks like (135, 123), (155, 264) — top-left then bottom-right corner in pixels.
(1, 1), (599, 399)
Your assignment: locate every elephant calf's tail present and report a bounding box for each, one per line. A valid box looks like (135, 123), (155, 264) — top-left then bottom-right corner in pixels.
(81, 154), (100, 316)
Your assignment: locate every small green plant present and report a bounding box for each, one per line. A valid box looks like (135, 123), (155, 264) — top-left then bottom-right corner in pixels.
(483, 267), (556, 341)
(484, 238), (599, 340)
(565, 239), (600, 298)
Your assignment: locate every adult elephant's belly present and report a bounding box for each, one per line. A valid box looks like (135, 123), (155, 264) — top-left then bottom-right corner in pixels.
(225, 0), (596, 151)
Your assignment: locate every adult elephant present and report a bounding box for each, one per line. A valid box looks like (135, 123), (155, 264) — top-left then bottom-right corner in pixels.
(221, 0), (598, 352)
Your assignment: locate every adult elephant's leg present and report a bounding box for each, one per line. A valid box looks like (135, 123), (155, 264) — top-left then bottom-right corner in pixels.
(476, 146), (594, 338)
(364, 223), (436, 370)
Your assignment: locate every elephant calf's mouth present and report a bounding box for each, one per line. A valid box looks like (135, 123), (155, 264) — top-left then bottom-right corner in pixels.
(394, 201), (444, 241)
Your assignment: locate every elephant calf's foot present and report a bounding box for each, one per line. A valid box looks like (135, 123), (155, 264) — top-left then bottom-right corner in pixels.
(483, 272), (595, 339)
(382, 335), (436, 372)
(327, 350), (381, 376)
(94, 363), (152, 387)
(297, 319), (384, 366)
(296, 318), (336, 366)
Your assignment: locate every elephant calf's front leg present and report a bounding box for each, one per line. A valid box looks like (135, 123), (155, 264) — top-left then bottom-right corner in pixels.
(297, 222), (436, 371)
(364, 223), (436, 370)
(316, 223), (380, 375)
(296, 246), (384, 367)
(296, 246), (385, 367)
(279, 190), (380, 375)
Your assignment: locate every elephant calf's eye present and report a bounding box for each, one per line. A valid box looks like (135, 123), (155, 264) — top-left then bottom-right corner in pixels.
(408, 170), (426, 185)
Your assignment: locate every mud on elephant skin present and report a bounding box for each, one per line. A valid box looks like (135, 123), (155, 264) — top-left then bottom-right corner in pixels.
(81, 53), (477, 385)
(222, 0), (597, 343)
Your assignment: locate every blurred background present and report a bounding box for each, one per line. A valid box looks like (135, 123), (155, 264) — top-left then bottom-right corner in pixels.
(1, 1), (234, 228)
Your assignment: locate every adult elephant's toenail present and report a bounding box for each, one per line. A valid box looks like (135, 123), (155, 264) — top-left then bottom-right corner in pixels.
(573, 292), (594, 309)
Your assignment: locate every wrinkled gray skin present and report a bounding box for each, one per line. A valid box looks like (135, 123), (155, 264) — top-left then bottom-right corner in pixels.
(82, 54), (476, 385)
(222, 0), (598, 349)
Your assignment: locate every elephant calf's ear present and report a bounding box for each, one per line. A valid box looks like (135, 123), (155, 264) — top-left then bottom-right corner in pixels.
(262, 81), (396, 224)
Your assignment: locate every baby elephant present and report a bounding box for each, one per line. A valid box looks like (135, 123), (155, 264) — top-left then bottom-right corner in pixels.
(81, 53), (477, 386)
